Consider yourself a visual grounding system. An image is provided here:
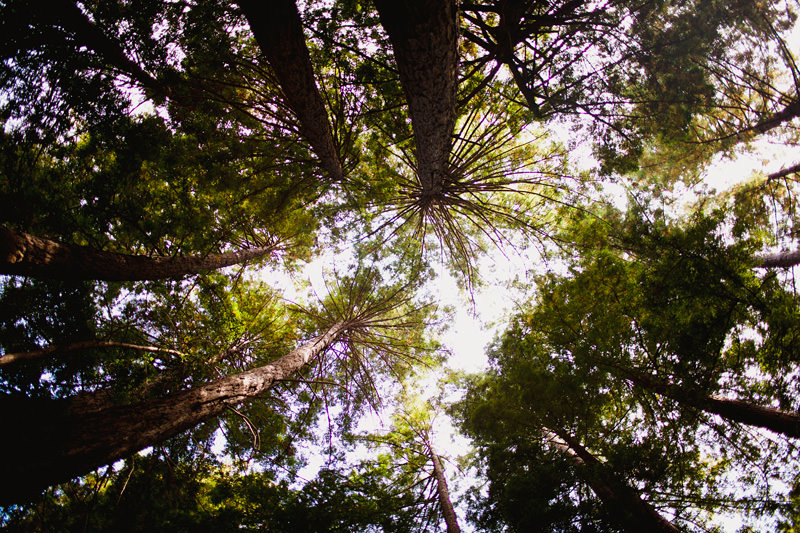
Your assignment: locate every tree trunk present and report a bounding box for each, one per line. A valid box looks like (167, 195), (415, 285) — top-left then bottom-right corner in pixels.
(749, 98), (800, 136)
(0, 321), (348, 504)
(764, 162), (800, 183)
(543, 426), (683, 533)
(24, 1), (165, 94)
(754, 249), (800, 269)
(373, 0), (459, 196)
(237, 0), (343, 181)
(0, 226), (275, 280)
(0, 340), (184, 367)
(623, 370), (800, 438)
(425, 435), (461, 533)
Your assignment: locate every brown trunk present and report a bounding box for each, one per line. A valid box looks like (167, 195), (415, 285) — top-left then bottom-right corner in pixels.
(0, 340), (184, 367)
(0, 321), (347, 504)
(373, 0), (459, 195)
(425, 434), (461, 533)
(238, 0), (343, 181)
(544, 427), (683, 533)
(0, 226), (275, 280)
(624, 370), (800, 438)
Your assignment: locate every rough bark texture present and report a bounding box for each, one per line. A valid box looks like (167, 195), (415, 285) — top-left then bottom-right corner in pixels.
(755, 249), (800, 269)
(544, 427), (683, 533)
(426, 435), (461, 533)
(0, 340), (183, 367)
(0, 226), (275, 280)
(374, 0), (459, 195)
(625, 371), (800, 437)
(238, 0), (343, 181)
(0, 322), (347, 503)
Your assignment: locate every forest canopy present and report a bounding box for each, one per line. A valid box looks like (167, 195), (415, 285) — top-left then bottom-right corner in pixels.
(1, 0), (800, 531)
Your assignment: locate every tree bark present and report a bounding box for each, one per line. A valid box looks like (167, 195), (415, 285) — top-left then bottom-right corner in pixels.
(764, 162), (800, 183)
(0, 340), (184, 367)
(623, 370), (800, 438)
(373, 0), (459, 196)
(754, 249), (800, 269)
(543, 426), (683, 533)
(0, 321), (348, 504)
(0, 226), (275, 280)
(237, 0), (343, 181)
(425, 434), (461, 533)
(749, 99), (800, 136)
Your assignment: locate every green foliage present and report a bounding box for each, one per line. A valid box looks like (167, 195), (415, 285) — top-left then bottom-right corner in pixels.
(2, 0), (800, 528)
(453, 204), (800, 530)
(2, 450), (424, 532)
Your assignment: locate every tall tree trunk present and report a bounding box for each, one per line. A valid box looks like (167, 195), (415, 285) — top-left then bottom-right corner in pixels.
(754, 249), (800, 269)
(425, 434), (461, 533)
(12, 1), (165, 94)
(0, 226), (275, 280)
(0, 321), (348, 504)
(623, 370), (800, 438)
(749, 98), (800, 136)
(543, 426), (683, 533)
(373, 0), (459, 196)
(763, 162), (800, 183)
(237, 0), (343, 181)
(0, 340), (184, 367)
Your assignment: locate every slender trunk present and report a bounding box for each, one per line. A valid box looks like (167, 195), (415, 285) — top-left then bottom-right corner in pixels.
(425, 434), (461, 533)
(543, 426), (683, 533)
(34, 2), (164, 94)
(373, 0), (459, 196)
(237, 0), (343, 181)
(0, 340), (184, 367)
(0, 321), (347, 504)
(754, 249), (800, 269)
(624, 370), (800, 438)
(0, 226), (275, 280)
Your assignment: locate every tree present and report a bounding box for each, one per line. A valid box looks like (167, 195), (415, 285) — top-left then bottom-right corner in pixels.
(237, 0), (345, 181)
(516, 205), (800, 527)
(612, 366), (800, 438)
(0, 319), (347, 504)
(0, 265), (435, 504)
(459, 0), (797, 172)
(352, 388), (462, 532)
(2, 0), (800, 527)
(454, 327), (712, 531)
(1, 449), (433, 532)
(373, 0), (459, 197)
(0, 226), (278, 281)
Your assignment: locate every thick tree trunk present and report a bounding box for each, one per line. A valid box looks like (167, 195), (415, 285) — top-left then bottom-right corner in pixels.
(0, 321), (347, 504)
(624, 371), (800, 438)
(544, 427), (683, 533)
(764, 162), (800, 183)
(425, 435), (461, 533)
(238, 0), (343, 181)
(754, 249), (800, 269)
(0, 226), (275, 280)
(373, 0), (459, 196)
(750, 99), (800, 136)
(0, 340), (184, 367)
